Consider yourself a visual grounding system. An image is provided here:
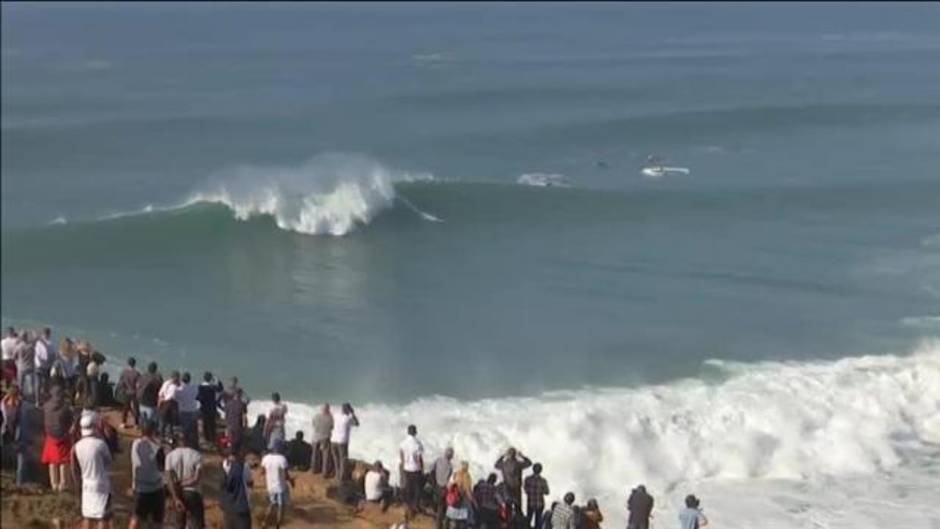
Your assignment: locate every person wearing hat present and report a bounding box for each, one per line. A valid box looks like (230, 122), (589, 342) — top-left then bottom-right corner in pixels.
(678, 494), (708, 529)
(260, 438), (294, 529)
(71, 413), (113, 528)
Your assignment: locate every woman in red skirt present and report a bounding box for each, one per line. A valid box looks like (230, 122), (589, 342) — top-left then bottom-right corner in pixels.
(41, 386), (74, 492)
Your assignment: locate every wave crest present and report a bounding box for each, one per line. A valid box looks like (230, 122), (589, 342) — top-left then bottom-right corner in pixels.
(250, 342), (940, 529)
(517, 172), (571, 187)
(190, 154), (434, 236)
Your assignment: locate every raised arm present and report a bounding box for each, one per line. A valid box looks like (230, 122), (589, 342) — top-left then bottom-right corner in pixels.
(519, 454), (532, 468)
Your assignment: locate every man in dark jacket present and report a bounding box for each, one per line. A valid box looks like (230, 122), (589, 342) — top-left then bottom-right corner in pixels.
(220, 447), (253, 529)
(197, 372), (222, 446)
(286, 431), (312, 471)
(627, 484), (654, 529)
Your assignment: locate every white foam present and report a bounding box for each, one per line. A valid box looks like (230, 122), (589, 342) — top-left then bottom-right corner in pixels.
(922, 233), (940, 247)
(190, 153), (436, 236)
(250, 342), (940, 529)
(517, 173), (571, 187)
(901, 316), (940, 329)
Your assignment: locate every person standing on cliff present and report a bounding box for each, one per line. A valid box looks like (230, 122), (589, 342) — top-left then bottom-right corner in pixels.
(197, 372), (221, 447)
(399, 424), (425, 516)
(330, 402), (359, 484)
(523, 463), (550, 529)
(165, 433), (205, 529)
(494, 447), (532, 508)
(224, 387), (248, 454)
(71, 414), (114, 529)
(136, 363), (163, 428)
(311, 403), (334, 476)
(428, 446), (454, 529)
(177, 373), (201, 450)
(157, 371), (181, 440)
(264, 392), (288, 451)
(626, 484), (654, 529)
(677, 494), (708, 529)
(117, 358), (140, 429)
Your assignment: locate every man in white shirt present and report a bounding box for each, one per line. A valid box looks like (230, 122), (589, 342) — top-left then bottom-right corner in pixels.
(261, 439), (294, 529)
(1, 327), (17, 362)
(1, 328), (17, 386)
(165, 433), (204, 529)
(129, 421), (165, 529)
(330, 402), (359, 484)
(157, 371), (181, 440)
(14, 332), (37, 403)
(34, 327), (56, 400)
(71, 414), (113, 529)
(399, 424), (425, 515)
(176, 372), (201, 450)
(363, 460), (392, 512)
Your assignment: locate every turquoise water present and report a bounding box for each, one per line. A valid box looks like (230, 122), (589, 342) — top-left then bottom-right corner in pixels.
(3, 3), (939, 403)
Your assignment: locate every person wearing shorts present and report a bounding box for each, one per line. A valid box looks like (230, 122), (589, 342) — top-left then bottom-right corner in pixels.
(261, 439), (294, 529)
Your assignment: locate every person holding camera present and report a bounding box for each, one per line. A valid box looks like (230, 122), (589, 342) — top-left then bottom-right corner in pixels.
(330, 402), (359, 484)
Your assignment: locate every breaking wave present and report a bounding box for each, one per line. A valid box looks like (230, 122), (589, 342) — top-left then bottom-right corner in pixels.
(517, 172), (571, 187)
(187, 153), (437, 236)
(250, 342), (940, 529)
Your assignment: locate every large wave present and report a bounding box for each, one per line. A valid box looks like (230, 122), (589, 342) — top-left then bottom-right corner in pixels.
(249, 342), (940, 529)
(188, 153), (436, 236)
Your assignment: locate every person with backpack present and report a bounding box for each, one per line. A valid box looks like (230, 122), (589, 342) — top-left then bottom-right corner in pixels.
(42, 386), (73, 492)
(445, 461), (476, 529)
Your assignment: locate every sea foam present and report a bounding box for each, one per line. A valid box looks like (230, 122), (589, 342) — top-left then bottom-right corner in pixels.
(517, 173), (571, 187)
(249, 341), (940, 529)
(190, 153), (436, 236)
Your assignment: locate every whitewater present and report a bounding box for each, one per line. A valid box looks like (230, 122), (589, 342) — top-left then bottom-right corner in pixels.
(66, 154), (441, 236)
(243, 342), (940, 529)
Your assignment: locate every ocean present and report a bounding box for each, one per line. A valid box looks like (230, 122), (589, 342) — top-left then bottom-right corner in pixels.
(2, 3), (939, 527)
